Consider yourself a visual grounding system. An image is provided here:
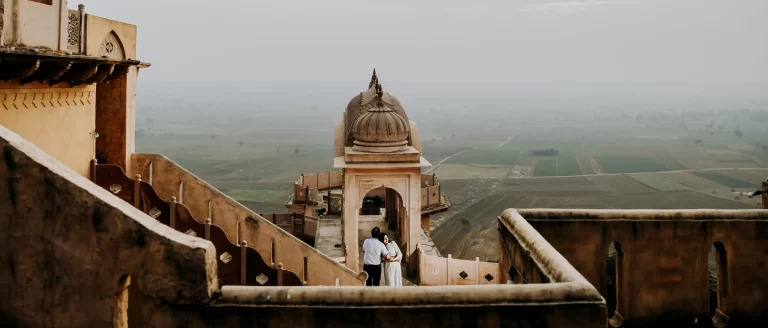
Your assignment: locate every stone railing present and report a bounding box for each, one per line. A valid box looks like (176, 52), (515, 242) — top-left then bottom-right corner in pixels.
(91, 162), (302, 287)
(154, 210), (605, 326)
(290, 171), (448, 211)
(259, 213), (318, 245)
(416, 245), (501, 286)
(420, 174), (442, 207)
(514, 208), (768, 327)
(290, 171), (342, 205)
(130, 153), (366, 286)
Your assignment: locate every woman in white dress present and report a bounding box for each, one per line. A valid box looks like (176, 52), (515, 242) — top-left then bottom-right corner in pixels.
(378, 233), (403, 287)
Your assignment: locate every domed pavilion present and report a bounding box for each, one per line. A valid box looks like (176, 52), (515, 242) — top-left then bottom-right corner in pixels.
(332, 70), (432, 274)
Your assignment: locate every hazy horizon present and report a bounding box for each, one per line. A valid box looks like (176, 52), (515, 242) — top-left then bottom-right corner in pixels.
(81, 0), (766, 92)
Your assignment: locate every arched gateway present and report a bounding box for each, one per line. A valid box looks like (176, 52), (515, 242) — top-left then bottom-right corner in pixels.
(336, 70), (431, 274)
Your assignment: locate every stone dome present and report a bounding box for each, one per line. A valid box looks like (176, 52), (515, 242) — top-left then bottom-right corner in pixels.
(344, 70), (409, 147)
(351, 104), (410, 153)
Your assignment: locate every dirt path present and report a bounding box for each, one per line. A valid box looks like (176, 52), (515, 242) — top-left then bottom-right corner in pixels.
(497, 133), (519, 148)
(425, 148), (475, 174)
(589, 156), (602, 174)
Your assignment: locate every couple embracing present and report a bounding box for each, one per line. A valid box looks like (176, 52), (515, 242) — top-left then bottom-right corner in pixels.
(362, 227), (403, 287)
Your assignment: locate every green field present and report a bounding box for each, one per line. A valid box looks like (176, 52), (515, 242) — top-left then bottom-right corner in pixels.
(444, 148), (520, 166)
(653, 152), (687, 171)
(597, 156), (668, 174)
(557, 155), (582, 176)
(533, 159), (557, 176)
(691, 171), (755, 189)
(224, 189), (292, 203)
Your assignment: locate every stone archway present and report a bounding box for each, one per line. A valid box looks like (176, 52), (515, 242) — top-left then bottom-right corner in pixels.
(342, 172), (421, 273)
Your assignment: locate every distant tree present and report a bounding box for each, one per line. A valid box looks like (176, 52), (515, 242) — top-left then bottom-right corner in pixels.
(734, 129), (743, 138)
(294, 148), (300, 154)
(239, 141), (244, 147)
(695, 140), (702, 144)
(431, 138), (436, 143)
(763, 146), (767, 151)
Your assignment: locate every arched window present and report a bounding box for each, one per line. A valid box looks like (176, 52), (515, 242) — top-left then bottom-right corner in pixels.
(709, 242), (728, 318)
(607, 241), (624, 327)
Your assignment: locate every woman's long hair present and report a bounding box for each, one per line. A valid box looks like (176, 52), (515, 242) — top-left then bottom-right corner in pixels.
(377, 233), (388, 245)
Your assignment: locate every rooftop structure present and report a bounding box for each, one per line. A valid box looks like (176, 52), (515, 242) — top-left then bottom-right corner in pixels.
(1, 3), (768, 327)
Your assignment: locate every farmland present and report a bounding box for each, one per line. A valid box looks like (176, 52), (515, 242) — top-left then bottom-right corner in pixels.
(135, 81), (768, 263)
(430, 169), (766, 261)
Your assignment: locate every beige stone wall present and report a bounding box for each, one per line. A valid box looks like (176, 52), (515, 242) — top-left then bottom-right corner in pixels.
(0, 124), (217, 327)
(516, 208), (768, 327)
(131, 153), (366, 286)
(85, 14), (137, 59)
(21, 0), (66, 49)
(1, 0), (67, 49)
(0, 81), (95, 177)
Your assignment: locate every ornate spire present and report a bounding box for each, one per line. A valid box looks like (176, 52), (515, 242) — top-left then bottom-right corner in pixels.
(369, 68), (378, 89)
(375, 82), (383, 97)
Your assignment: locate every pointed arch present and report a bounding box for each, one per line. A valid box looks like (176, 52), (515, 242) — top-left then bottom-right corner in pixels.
(99, 31), (126, 60)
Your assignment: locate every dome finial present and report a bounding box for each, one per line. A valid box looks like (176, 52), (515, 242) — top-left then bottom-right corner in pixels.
(369, 68), (378, 89)
(376, 82), (383, 97)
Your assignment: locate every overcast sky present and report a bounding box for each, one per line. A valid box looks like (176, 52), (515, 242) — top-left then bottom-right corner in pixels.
(79, 0), (767, 87)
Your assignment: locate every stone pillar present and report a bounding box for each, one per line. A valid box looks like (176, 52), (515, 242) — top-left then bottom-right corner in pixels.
(387, 188), (398, 231)
(342, 173), (359, 272)
(407, 172), (421, 276)
(95, 68), (136, 174)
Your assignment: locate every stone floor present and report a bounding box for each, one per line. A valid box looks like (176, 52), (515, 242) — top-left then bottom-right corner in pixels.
(314, 208), (442, 286)
(314, 214), (345, 263)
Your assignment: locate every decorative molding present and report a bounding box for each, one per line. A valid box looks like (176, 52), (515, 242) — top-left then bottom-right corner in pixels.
(0, 90), (94, 110)
(0, 59), (41, 81)
(67, 11), (81, 46)
(99, 32), (125, 60)
(21, 61), (72, 85)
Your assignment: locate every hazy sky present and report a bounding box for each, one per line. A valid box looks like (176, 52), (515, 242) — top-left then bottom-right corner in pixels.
(80, 0), (767, 86)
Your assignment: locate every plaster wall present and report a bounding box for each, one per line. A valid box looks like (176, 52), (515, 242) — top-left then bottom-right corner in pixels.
(0, 81), (95, 177)
(1, 0), (66, 48)
(19, 0), (66, 49)
(85, 14), (136, 59)
(150, 301), (606, 328)
(518, 209), (768, 327)
(0, 124), (217, 327)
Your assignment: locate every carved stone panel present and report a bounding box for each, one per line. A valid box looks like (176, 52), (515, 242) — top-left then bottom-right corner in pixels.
(98, 32), (125, 60)
(67, 10), (81, 53)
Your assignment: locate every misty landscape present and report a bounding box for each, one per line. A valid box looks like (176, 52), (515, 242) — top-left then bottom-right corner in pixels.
(100, 0), (768, 262)
(135, 80), (768, 261)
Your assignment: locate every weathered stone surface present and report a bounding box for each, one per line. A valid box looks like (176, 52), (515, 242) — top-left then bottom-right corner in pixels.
(0, 125), (217, 327)
(513, 208), (768, 327)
